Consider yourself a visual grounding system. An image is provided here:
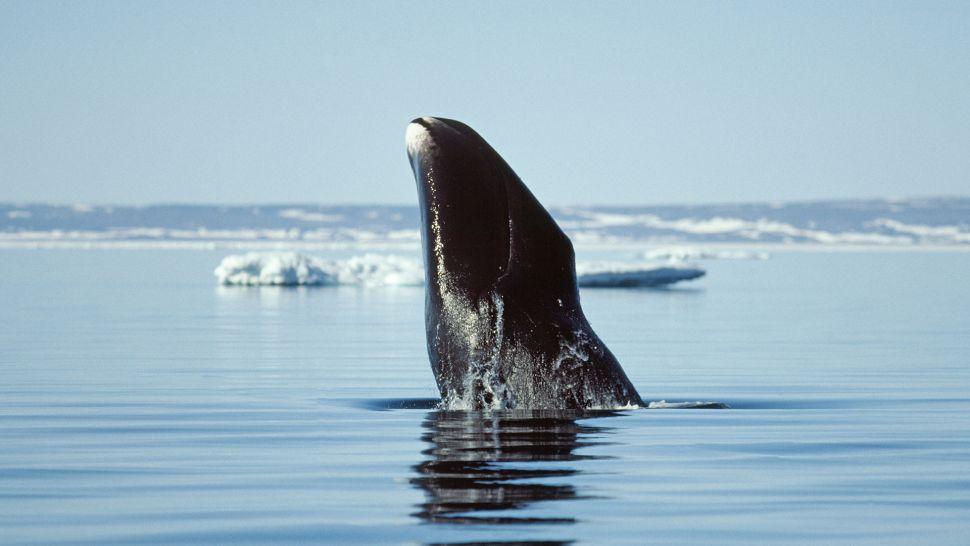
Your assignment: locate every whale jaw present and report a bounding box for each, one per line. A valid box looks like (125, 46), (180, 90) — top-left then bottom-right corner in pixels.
(406, 117), (643, 410)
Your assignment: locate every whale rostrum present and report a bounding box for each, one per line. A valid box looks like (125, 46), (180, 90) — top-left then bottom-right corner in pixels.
(406, 117), (643, 410)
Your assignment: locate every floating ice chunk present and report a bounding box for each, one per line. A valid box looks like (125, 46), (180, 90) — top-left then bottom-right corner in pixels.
(642, 246), (770, 261)
(214, 252), (334, 286)
(214, 253), (424, 287)
(325, 254), (425, 287)
(216, 253), (703, 289)
(647, 400), (729, 409)
(278, 209), (343, 223)
(575, 262), (705, 288)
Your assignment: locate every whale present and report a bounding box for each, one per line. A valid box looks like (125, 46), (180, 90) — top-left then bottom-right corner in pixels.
(405, 117), (643, 410)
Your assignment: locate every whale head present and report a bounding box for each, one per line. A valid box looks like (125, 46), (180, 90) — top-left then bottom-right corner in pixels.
(405, 117), (641, 410)
(405, 117), (576, 304)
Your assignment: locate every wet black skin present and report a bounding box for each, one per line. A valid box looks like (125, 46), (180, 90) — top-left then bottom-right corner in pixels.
(406, 117), (642, 410)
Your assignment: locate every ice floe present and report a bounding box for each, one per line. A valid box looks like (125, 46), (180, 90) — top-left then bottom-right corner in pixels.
(641, 246), (770, 261)
(647, 400), (730, 409)
(574, 261), (705, 287)
(215, 253), (706, 288)
(277, 209), (344, 223)
(214, 253), (424, 287)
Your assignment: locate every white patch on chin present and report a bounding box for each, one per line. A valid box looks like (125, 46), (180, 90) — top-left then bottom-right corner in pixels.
(405, 118), (438, 157)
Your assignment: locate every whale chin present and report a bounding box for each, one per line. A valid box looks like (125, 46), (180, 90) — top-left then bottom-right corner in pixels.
(406, 116), (642, 410)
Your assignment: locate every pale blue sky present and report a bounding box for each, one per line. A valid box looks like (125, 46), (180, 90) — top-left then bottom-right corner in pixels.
(1, 1), (968, 205)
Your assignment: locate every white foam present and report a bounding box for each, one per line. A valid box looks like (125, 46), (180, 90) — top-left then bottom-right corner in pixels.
(575, 262), (705, 287)
(214, 252), (424, 287)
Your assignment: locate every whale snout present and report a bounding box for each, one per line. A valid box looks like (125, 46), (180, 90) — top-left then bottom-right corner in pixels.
(406, 117), (468, 159)
(405, 116), (513, 296)
(405, 118), (435, 157)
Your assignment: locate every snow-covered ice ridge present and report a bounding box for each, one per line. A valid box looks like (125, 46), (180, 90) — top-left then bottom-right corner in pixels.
(215, 253), (706, 288)
(215, 253), (424, 287)
(3, 198), (969, 247)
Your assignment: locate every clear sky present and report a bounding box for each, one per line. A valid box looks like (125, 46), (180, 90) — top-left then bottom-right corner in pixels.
(1, 1), (968, 206)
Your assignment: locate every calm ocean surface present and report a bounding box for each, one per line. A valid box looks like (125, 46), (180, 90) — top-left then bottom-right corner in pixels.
(1, 249), (969, 545)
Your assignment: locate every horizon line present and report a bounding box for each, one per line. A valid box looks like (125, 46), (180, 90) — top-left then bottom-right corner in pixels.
(2, 194), (969, 209)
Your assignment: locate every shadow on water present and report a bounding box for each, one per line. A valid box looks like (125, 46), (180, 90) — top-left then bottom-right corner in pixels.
(410, 409), (621, 539)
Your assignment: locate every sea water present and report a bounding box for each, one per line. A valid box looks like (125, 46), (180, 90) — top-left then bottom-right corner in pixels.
(1, 249), (969, 544)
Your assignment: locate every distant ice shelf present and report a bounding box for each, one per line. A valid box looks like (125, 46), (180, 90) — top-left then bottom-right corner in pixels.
(641, 246), (770, 261)
(4, 198), (969, 248)
(215, 253), (706, 288)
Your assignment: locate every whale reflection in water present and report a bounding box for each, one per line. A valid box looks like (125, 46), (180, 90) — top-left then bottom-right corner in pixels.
(411, 410), (619, 528)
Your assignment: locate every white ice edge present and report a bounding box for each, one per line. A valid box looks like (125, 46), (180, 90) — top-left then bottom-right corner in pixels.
(214, 252), (707, 288)
(3, 212), (969, 247)
(641, 246), (771, 261)
(214, 252), (425, 287)
(575, 261), (705, 287)
(647, 400), (729, 409)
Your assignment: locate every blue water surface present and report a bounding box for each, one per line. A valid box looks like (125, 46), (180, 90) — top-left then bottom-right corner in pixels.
(1, 249), (969, 545)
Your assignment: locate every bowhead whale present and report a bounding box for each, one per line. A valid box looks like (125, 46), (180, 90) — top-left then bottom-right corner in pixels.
(406, 117), (643, 410)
